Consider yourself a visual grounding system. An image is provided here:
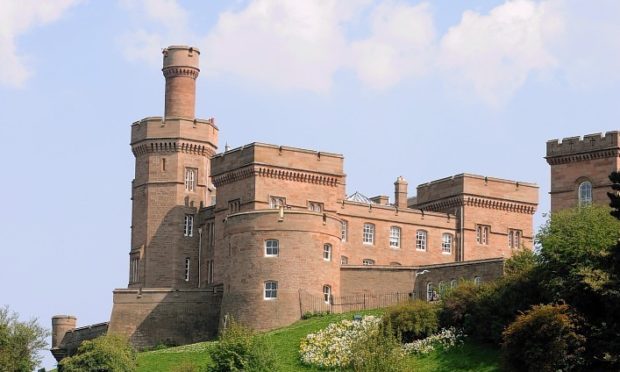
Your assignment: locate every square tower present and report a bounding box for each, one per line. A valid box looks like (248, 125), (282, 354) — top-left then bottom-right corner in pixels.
(546, 132), (620, 212)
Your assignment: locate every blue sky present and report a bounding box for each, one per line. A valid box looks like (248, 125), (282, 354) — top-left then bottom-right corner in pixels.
(1, 0), (619, 369)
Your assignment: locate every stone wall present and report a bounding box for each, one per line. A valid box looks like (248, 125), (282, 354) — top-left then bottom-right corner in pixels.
(51, 322), (108, 362)
(108, 288), (222, 350)
(341, 258), (504, 301)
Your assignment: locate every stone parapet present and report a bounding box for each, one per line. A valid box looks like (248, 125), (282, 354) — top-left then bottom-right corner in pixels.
(546, 131), (620, 165)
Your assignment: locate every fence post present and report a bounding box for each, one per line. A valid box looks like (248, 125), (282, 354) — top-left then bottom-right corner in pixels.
(363, 293), (366, 309)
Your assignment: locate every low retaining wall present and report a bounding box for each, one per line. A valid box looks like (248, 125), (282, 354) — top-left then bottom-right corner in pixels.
(108, 287), (222, 349)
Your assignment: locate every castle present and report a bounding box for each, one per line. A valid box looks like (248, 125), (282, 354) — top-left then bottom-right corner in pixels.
(51, 45), (616, 362)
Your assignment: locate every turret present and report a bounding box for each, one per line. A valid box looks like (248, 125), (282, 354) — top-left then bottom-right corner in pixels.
(162, 46), (200, 119)
(51, 315), (76, 349)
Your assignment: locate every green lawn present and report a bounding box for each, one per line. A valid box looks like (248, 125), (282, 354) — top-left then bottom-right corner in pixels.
(136, 310), (500, 371)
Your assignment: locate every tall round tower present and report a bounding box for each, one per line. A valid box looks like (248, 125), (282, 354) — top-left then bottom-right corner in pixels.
(162, 46), (200, 118)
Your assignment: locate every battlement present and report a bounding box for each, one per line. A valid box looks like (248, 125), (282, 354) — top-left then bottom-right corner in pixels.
(211, 142), (344, 179)
(546, 131), (620, 157)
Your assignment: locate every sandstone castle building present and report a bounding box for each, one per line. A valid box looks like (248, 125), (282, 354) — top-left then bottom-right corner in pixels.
(51, 45), (614, 361)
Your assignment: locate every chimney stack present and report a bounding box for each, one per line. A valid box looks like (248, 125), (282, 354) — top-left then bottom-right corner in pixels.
(394, 176), (408, 209)
(162, 45), (200, 119)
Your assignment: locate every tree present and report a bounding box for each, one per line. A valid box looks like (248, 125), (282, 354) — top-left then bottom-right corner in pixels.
(0, 305), (49, 372)
(536, 205), (620, 307)
(537, 204), (620, 368)
(59, 334), (137, 372)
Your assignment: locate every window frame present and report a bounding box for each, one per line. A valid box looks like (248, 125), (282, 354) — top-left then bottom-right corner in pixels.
(264, 281), (278, 300)
(184, 257), (190, 282)
(308, 201), (323, 213)
(340, 255), (348, 265)
(323, 244), (332, 261)
(269, 196), (286, 209)
(426, 282), (434, 302)
(442, 233), (453, 254)
(341, 220), (348, 242)
(578, 181), (593, 206)
(184, 214), (194, 237)
(362, 258), (375, 266)
(476, 225), (490, 245)
(389, 226), (401, 248)
(416, 230), (427, 251)
(508, 229), (522, 249)
(184, 167), (197, 192)
(474, 276), (481, 286)
(363, 223), (375, 245)
(322, 285), (332, 304)
(265, 239), (279, 257)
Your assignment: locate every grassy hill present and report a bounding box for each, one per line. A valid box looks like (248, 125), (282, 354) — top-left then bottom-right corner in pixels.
(137, 309), (500, 371)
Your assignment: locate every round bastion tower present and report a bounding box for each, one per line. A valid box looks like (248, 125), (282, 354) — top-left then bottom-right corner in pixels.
(128, 46), (218, 289)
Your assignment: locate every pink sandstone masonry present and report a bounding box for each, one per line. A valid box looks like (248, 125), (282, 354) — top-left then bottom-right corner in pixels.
(52, 45), (561, 362)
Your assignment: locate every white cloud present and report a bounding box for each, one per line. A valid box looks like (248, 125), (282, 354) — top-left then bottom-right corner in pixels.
(201, 0), (370, 93)
(119, 0), (193, 66)
(350, 2), (435, 90)
(118, 0), (620, 105)
(438, 0), (564, 106)
(547, 0), (620, 89)
(0, 0), (80, 88)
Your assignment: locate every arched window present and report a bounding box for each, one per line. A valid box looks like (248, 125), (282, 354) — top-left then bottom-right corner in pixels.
(474, 276), (481, 286)
(442, 233), (453, 254)
(323, 285), (332, 304)
(416, 230), (427, 251)
(362, 258), (375, 266)
(340, 256), (348, 265)
(426, 282), (434, 302)
(389, 262), (402, 266)
(264, 281), (278, 299)
(389, 226), (401, 248)
(323, 244), (332, 261)
(450, 279), (457, 288)
(363, 223), (375, 244)
(578, 181), (592, 206)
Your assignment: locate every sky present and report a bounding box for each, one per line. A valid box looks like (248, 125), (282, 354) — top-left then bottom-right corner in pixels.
(1, 0), (619, 369)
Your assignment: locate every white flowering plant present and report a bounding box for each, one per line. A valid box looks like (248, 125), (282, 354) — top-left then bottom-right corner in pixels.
(299, 315), (382, 368)
(402, 327), (465, 355)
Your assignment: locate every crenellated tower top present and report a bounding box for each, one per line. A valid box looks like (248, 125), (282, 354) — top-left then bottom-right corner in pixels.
(546, 131), (620, 165)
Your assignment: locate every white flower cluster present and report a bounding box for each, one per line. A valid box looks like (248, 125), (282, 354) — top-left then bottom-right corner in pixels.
(299, 315), (382, 368)
(402, 327), (465, 355)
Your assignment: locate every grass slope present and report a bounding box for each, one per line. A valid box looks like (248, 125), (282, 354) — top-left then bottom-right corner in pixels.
(137, 309), (499, 371)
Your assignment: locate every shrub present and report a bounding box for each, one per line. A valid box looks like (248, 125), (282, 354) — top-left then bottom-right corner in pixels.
(384, 300), (439, 342)
(299, 315), (382, 369)
(350, 318), (407, 372)
(208, 319), (276, 372)
(59, 334), (136, 372)
(440, 274), (547, 344)
(501, 303), (586, 372)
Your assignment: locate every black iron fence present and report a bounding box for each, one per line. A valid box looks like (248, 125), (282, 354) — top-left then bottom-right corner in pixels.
(299, 290), (415, 316)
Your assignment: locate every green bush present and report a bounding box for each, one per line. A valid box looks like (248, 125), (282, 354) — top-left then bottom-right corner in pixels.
(384, 300), (438, 342)
(0, 306), (49, 372)
(440, 273), (547, 344)
(208, 319), (276, 372)
(59, 334), (136, 372)
(501, 303), (585, 372)
(351, 318), (406, 372)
